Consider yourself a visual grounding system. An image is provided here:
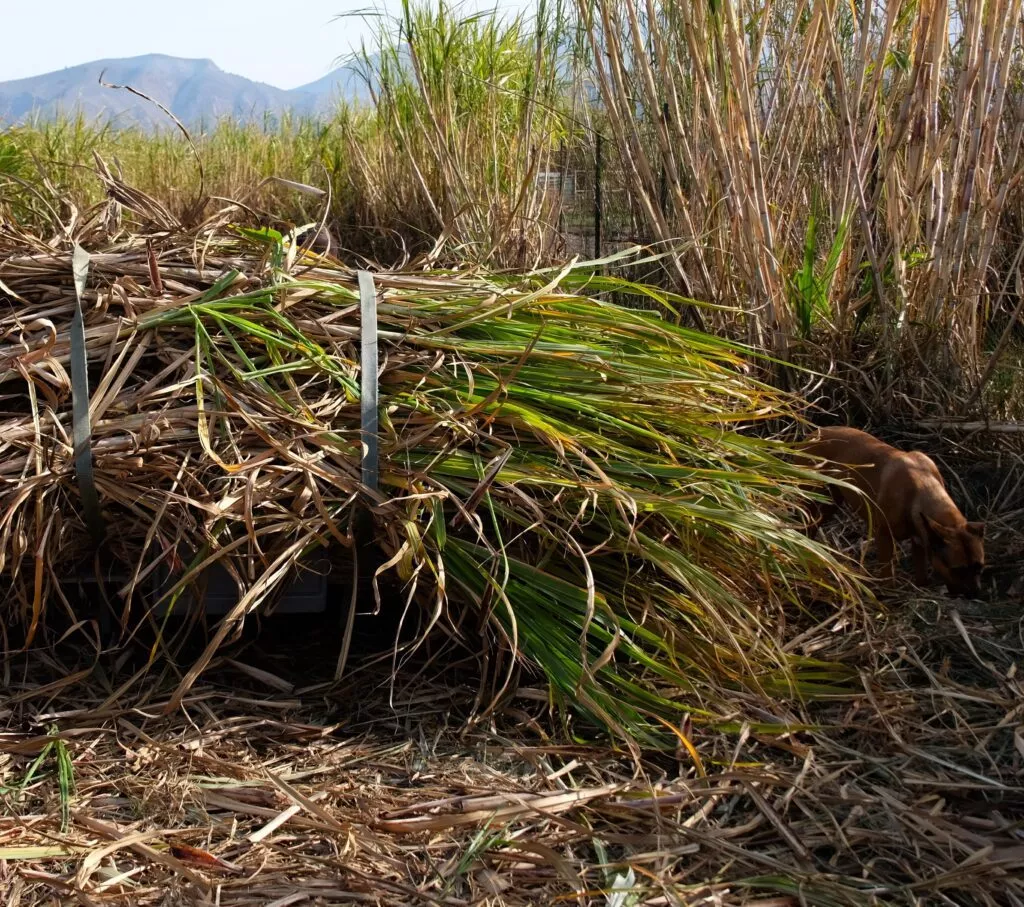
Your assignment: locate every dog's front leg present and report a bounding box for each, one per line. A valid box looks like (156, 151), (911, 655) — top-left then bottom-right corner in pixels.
(910, 539), (929, 585)
(874, 528), (898, 578)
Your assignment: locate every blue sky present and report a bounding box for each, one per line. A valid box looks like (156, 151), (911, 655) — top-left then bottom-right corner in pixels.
(2, 0), (531, 90)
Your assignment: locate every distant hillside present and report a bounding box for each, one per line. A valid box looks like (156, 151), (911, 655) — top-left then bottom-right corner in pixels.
(294, 64), (380, 114)
(0, 54), (375, 130)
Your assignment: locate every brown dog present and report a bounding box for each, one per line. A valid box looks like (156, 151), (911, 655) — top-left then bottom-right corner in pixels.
(800, 426), (985, 596)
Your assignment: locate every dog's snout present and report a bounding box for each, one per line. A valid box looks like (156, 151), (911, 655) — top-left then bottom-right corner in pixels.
(948, 575), (982, 598)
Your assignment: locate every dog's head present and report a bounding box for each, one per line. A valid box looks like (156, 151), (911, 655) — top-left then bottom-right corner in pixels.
(924, 517), (986, 597)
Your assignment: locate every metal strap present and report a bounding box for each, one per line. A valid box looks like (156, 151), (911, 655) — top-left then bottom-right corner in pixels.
(358, 271), (380, 496)
(70, 245), (105, 544)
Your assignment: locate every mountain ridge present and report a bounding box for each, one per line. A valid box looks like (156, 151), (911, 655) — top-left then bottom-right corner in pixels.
(0, 53), (374, 129)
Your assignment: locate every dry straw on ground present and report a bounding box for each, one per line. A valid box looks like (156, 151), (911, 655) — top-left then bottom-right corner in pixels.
(0, 584), (1021, 906)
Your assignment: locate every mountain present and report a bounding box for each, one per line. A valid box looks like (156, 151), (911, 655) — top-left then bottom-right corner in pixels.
(293, 63), (379, 114)
(0, 54), (374, 130)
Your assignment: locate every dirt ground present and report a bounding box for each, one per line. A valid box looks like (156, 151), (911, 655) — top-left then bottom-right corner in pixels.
(1, 435), (1022, 906)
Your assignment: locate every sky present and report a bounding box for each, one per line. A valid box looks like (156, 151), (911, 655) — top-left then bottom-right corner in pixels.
(0, 0), (532, 90)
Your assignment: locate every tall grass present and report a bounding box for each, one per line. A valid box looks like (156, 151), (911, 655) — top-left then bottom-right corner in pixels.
(0, 0), (582, 266)
(350, 0), (580, 264)
(576, 0), (1024, 413)
(0, 114), (328, 226)
(3, 0), (1024, 413)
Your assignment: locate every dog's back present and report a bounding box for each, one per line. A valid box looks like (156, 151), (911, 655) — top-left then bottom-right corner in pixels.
(800, 426), (900, 523)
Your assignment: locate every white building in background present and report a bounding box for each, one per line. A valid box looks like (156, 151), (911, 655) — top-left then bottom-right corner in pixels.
(535, 170), (576, 203)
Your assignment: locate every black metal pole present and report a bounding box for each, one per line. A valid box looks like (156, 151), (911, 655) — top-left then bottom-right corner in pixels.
(594, 132), (603, 259)
(558, 141), (566, 235)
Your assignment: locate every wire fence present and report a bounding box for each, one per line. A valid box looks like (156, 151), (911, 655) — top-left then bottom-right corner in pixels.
(535, 134), (647, 263)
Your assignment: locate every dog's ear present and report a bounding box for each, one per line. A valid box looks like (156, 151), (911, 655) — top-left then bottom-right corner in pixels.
(966, 521), (985, 539)
(923, 515), (953, 549)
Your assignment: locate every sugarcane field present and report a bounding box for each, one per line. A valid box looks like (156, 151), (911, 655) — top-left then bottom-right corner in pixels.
(1, 0), (1023, 904)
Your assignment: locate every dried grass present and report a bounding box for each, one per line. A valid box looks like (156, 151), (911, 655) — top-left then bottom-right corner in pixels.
(576, 0), (1024, 416)
(0, 573), (1021, 906)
